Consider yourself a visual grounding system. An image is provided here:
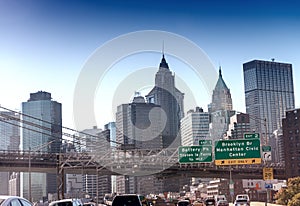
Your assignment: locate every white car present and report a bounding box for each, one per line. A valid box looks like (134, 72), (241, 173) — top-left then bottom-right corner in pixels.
(234, 199), (250, 206)
(49, 199), (83, 206)
(0, 195), (32, 206)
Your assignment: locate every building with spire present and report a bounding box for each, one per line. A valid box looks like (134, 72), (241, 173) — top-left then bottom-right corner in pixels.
(146, 54), (184, 148)
(209, 67), (233, 113)
(208, 67), (235, 142)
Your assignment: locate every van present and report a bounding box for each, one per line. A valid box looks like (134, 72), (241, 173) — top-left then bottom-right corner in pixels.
(235, 194), (250, 204)
(111, 194), (148, 206)
(235, 194), (249, 201)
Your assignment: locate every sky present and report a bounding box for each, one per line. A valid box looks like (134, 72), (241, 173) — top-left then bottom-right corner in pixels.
(0, 0), (300, 131)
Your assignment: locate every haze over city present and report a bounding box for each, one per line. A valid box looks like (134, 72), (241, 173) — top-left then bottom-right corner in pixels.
(1, 0), (300, 130)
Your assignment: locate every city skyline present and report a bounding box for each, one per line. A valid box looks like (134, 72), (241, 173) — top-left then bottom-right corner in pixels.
(1, 0), (300, 130)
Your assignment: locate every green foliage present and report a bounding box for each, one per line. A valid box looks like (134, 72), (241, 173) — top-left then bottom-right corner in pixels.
(275, 177), (300, 205)
(288, 193), (300, 206)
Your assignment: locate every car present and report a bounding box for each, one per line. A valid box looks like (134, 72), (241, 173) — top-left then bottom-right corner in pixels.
(216, 200), (229, 206)
(49, 199), (83, 206)
(204, 198), (215, 206)
(235, 194), (249, 202)
(233, 199), (250, 206)
(192, 200), (204, 206)
(111, 194), (148, 206)
(0, 195), (32, 206)
(177, 200), (190, 206)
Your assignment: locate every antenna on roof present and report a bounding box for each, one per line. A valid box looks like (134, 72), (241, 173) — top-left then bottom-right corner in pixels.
(162, 40), (165, 57)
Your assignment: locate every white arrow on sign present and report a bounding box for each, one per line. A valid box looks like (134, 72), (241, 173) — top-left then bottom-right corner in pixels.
(263, 151), (272, 161)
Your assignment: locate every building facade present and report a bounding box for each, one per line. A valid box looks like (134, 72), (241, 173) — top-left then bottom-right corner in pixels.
(243, 60), (295, 144)
(282, 108), (300, 178)
(0, 111), (20, 195)
(209, 68), (235, 142)
(116, 95), (163, 150)
(146, 54), (184, 148)
(226, 113), (251, 139)
(180, 107), (209, 146)
(21, 91), (62, 202)
(115, 94), (163, 194)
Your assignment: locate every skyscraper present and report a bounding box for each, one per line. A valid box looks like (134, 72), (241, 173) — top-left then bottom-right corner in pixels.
(243, 60), (295, 143)
(146, 54), (184, 148)
(0, 111), (20, 195)
(209, 67), (235, 141)
(116, 94), (163, 150)
(180, 107), (210, 146)
(21, 91), (62, 202)
(115, 94), (163, 194)
(282, 108), (300, 178)
(209, 68), (233, 113)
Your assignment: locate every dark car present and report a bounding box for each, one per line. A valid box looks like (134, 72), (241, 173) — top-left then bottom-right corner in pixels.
(204, 198), (215, 206)
(177, 200), (190, 206)
(112, 194), (148, 206)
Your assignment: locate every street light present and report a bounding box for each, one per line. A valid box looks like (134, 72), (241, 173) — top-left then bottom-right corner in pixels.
(28, 139), (57, 202)
(236, 111), (271, 205)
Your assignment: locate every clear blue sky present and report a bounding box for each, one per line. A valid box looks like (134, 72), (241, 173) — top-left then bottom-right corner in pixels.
(0, 0), (300, 130)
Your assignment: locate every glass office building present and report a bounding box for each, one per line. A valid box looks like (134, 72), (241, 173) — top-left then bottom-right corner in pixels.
(21, 91), (62, 202)
(243, 60), (295, 144)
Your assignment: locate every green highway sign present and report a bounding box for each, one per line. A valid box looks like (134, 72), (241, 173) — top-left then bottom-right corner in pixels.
(215, 139), (261, 165)
(244, 133), (260, 139)
(178, 146), (212, 163)
(262, 145), (271, 152)
(199, 140), (212, 145)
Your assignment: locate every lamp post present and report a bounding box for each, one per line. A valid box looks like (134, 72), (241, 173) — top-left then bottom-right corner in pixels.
(237, 111), (270, 205)
(28, 139), (56, 202)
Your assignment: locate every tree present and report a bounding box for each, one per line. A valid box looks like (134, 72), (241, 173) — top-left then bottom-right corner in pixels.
(275, 177), (300, 205)
(288, 193), (300, 206)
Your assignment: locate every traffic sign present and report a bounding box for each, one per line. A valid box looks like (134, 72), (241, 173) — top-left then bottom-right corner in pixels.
(215, 139), (261, 165)
(178, 146), (212, 163)
(262, 146), (272, 161)
(199, 140), (212, 145)
(265, 183), (273, 189)
(215, 158), (261, 165)
(262, 146), (271, 152)
(263, 167), (274, 180)
(244, 133), (260, 139)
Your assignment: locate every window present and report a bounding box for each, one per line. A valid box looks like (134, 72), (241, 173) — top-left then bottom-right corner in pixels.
(20, 200), (32, 206)
(10, 200), (22, 206)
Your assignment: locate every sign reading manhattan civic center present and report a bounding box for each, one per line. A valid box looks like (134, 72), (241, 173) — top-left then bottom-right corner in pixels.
(215, 139), (261, 165)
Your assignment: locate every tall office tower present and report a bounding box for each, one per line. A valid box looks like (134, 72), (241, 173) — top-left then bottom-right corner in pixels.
(115, 94), (163, 194)
(282, 108), (300, 178)
(209, 68), (235, 142)
(21, 91), (62, 202)
(146, 54), (184, 148)
(180, 107), (210, 146)
(243, 60), (295, 143)
(74, 126), (111, 200)
(226, 113), (251, 139)
(270, 128), (284, 163)
(0, 111), (20, 195)
(104, 122), (117, 194)
(209, 68), (233, 113)
(116, 94), (163, 150)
